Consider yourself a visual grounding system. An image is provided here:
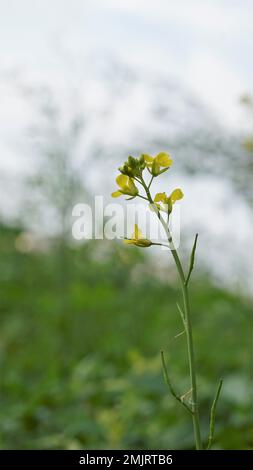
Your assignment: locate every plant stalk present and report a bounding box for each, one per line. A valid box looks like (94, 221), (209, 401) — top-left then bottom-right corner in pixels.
(141, 176), (203, 450)
(171, 250), (203, 450)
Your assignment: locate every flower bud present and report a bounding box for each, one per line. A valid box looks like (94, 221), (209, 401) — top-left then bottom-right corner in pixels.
(119, 164), (134, 177)
(128, 156), (136, 167)
(138, 154), (146, 169)
(151, 160), (160, 176)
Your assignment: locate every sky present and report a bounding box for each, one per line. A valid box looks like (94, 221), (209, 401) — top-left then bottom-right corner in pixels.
(0, 0), (253, 289)
(1, 0), (253, 122)
(1, 0), (253, 171)
(1, 0), (252, 175)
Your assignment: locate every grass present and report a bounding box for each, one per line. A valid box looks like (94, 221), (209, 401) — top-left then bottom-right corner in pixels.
(0, 224), (252, 449)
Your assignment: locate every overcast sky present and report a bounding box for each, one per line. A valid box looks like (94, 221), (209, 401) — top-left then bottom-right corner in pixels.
(1, 0), (253, 159)
(1, 0), (253, 121)
(1, 0), (253, 174)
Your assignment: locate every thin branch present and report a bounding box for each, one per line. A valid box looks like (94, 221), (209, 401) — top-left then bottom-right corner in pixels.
(158, 167), (171, 175)
(206, 379), (223, 450)
(133, 176), (142, 184)
(148, 175), (154, 189)
(174, 329), (186, 339)
(161, 350), (193, 415)
(185, 234), (198, 286)
(167, 211), (170, 226)
(176, 302), (186, 325)
(152, 242), (170, 248)
(180, 387), (193, 402)
(136, 194), (149, 201)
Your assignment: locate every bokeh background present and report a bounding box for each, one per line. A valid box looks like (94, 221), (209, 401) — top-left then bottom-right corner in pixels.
(0, 0), (253, 449)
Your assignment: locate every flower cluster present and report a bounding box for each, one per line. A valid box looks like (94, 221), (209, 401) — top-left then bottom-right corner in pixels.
(118, 155), (146, 178)
(111, 151), (184, 247)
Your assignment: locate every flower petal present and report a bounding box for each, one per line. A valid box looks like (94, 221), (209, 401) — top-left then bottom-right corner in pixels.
(154, 192), (167, 202)
(143, 154), (154, 164)
(134, 224), (142, 240)
(116, 174), (128, 189)
(170, 188), (184, 203)
(111, 190), (122, 198)
(127, 177), (136, 191)
(155, 152), (173, 167)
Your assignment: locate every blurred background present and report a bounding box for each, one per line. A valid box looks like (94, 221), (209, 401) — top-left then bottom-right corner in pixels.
(0, 0), (253, 449)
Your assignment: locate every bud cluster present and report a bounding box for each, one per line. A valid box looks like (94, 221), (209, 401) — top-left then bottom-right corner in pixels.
(119, 155), (146, 178)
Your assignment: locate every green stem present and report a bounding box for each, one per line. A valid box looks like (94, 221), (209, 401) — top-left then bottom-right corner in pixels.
(161, 350), (193, 415)
(141, 176), (203, 450)
(171, 251), (203, 450)
(207, 379), (223, 449)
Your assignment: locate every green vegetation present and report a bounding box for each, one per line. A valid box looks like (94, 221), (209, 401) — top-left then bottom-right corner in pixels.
(0, 224), (252, 449)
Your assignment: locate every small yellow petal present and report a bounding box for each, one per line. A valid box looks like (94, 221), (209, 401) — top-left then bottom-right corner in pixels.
(170, 188), (184, 203)
(133, 224), (142, 240)
(116, 174), (128, 189)
(124, 239), (135, 244)
(111, 190), (122, 198)
(127, 177), (137, 192)
(143, 154), (154, 164)
(154, 192), (167, 202)
(155, 152), (173, 167)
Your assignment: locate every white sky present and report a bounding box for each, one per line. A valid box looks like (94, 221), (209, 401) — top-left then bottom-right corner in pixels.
(1, 0), (252, 169)
(0, 0), (253, 289)
(1, 0), (252, 122)
(1, 0), (253, 142)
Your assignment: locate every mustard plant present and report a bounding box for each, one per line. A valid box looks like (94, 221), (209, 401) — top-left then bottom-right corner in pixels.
(111, 152), (222, 450)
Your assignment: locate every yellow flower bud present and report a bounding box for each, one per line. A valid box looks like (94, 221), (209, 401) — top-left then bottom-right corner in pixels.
(111, 175), (139, 198)
(124, 224), (152, 248)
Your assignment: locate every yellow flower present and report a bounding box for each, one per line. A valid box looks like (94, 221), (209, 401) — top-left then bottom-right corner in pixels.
(111, 174), (139, 198)
(154, 188), (184, 213)
(124, 224), (152, 248)
(142, 152), (173, 176)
